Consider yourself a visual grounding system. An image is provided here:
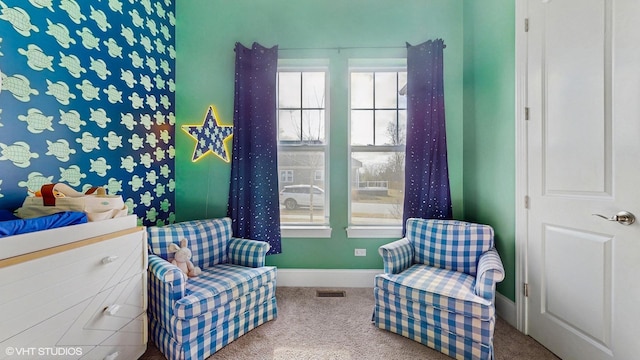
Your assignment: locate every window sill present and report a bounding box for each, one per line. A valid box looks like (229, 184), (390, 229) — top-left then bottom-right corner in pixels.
(346, 226), (402, 239)
(281, 225), (332, 238)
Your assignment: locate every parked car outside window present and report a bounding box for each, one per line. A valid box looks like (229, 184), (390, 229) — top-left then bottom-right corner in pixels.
(279, 185), (325, 210)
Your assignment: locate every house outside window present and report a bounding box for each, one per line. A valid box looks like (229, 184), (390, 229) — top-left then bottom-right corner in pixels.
(276, 63), (329, 232)
(349, 63), (407, 229)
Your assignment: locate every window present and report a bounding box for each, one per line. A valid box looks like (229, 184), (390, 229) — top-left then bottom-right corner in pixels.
(349, 66), (407, 229)
(280, 170), (294, 183)
(275, 60), (406, 238)
(276, 64), (329, 231)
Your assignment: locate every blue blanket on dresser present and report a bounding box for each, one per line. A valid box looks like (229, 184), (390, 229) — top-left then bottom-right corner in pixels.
(0, 210), (88, 237)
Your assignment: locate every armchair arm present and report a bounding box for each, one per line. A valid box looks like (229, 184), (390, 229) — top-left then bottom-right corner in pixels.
(148, 254), (186, 284)
(147, 254), (186, 328)
(228, 237), (270, 268)
(474, 248), (505, 300)
(378, 238), (413, 274)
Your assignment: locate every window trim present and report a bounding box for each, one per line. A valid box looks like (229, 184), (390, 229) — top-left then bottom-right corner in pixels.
(346, 225), (402, 239)
(281, 225), (332, 238)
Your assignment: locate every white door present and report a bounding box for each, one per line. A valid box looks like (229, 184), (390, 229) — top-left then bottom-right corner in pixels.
(525, 0), (640, 359)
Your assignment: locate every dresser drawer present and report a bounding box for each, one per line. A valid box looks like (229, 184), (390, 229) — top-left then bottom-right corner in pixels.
(58, 272), (146, 346)
(0, 274), (146, 357)
(80, 313), (148, 360)
(0, 227), (146, 343)
(0, 311), (148, 360)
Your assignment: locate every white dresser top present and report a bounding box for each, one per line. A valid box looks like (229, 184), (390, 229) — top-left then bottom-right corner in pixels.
(0, 215), (138, 260)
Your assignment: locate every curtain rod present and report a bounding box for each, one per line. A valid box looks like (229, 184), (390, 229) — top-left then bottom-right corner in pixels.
(278, 44), (446, 52)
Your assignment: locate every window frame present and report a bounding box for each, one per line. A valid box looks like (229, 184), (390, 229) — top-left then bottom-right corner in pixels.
(280, 170), (294, 183)
(347, 60), (407, 238)
(277, 60), (332, 238)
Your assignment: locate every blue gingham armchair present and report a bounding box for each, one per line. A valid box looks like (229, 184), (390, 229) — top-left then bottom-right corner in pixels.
(373, 218), (504, 360)
(146, 218), (277, 360)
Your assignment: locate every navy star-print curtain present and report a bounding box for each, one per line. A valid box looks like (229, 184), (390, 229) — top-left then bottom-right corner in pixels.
(227, 42), (282, 254)
(402, 39), (452, 234)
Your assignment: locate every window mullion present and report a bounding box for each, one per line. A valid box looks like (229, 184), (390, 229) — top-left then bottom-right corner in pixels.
(395, 72), (400, 144)
(351, 145), (404, 153)
(372, 72), (376, 146)
(299, 72), (304, 141)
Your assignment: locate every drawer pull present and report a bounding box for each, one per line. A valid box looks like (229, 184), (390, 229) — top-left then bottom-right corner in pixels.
(103, 304), (120, 316)
(104, 351), (119, 360)
(101, 256), (119, 264)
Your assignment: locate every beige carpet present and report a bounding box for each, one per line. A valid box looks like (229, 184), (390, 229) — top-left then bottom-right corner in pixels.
(140, 287), (559, 360)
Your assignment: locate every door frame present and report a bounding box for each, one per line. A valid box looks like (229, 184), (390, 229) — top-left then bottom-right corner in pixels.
(514, 0), (529, 334)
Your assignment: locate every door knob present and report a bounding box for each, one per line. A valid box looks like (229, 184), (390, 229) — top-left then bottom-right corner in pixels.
(592, 211), (636, 225)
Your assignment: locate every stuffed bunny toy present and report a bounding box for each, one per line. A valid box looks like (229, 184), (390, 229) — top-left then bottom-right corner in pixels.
(168, 238), (202, 277)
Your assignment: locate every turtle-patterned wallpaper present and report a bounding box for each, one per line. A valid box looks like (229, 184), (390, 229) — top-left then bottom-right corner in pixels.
(0, 0), (175, 226)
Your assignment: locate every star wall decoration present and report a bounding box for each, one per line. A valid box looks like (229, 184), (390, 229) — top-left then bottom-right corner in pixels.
(182, 106), (233, 162)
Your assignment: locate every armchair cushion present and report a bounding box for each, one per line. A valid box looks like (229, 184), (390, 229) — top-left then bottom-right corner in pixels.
(147, 218), (231, 269)
(174, 264), (276, 320)
(406, 218), (494, 276)
(376, 264), (492, 320)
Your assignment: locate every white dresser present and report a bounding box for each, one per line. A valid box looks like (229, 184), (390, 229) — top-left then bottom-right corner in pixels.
(0, 216), (147, 360)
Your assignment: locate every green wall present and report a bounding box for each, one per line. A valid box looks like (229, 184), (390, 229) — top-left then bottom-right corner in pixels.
(176, 0), (517, 301)
(176, 0), (464, 270)
(462, 0), (516, 301)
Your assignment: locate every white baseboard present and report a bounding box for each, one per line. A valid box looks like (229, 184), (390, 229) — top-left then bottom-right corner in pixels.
(276, 268), (381, 288)
(495, 292), (517, 328)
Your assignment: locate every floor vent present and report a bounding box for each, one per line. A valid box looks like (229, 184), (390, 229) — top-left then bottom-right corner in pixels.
(316, 290), (346, 298)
